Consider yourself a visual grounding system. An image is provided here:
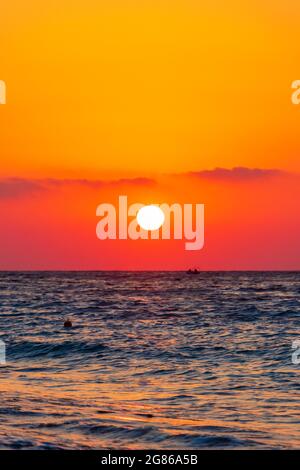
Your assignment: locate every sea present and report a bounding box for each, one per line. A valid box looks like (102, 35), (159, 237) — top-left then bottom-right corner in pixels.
(0, 271), (299, 449)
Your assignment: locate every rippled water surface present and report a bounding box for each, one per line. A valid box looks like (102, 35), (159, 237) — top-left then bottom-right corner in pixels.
(0, 271), (299, 449)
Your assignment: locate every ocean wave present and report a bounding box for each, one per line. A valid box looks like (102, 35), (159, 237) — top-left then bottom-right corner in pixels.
(7, 339), (108, 359)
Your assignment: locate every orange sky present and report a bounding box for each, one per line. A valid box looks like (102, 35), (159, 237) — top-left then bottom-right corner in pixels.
(0, 0), (300, 269)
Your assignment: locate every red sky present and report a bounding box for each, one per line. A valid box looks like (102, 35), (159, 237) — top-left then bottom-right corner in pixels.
(0, 169), (299, 270)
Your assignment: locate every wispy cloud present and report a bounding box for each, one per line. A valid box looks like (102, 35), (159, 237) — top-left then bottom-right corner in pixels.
(0, 168), (289, 200)
(0, 177), (156, 199)
(0, 178), (46, 199)
(188, 167), (284, 181)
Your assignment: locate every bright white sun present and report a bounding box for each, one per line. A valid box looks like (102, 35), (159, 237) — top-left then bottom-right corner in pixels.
(137, 205), (165, 231)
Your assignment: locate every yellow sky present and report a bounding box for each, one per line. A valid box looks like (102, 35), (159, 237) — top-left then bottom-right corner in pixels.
(1, 0), (300, 178)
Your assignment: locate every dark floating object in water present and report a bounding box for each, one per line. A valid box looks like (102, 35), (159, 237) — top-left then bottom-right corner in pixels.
(64, 319), (72, 328)
(187, 268), (200, 274)
(136, 412), (154, 418)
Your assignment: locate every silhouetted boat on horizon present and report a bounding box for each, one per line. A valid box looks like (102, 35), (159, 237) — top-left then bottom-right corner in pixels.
(186, 268), (200, 274)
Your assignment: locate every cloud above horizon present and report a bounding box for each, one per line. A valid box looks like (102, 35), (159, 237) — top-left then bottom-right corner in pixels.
(0, 168), (290, 200)
(188, 167), (284, 181)
(0, 177), (156, 199)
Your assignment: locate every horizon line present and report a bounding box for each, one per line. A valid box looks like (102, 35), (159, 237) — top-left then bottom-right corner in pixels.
(0, 269), (299, 273)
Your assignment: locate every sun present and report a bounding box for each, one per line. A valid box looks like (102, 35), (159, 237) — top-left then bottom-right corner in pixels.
(137, 205), (165, 231)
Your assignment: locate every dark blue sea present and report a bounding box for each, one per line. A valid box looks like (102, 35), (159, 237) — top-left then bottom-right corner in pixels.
(0, 271), (299, 449)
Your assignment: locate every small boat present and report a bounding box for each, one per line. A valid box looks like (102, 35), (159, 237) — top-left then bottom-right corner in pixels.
(186, 268), (200, 275)
(64, 319), (72, 328)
